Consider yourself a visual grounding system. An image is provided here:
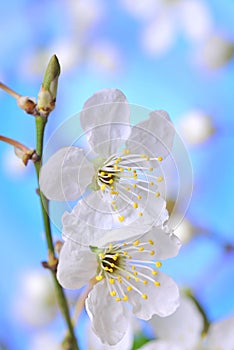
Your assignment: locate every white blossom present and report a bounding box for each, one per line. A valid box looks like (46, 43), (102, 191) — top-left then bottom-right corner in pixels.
(57, 226), (181, 346)
(40, 89), (174, 231)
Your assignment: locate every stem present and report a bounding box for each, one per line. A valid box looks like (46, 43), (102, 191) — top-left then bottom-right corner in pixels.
(34, 116), (79, 350)
(0, 82), (21, 99)
(0, 135), (29, 152)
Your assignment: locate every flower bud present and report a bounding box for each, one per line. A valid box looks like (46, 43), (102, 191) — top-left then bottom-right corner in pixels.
(37, 55), (61, 117)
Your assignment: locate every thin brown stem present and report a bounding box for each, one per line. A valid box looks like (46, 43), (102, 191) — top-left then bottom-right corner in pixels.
(0, 135), (29, 152)
(0, 82), (21, 99)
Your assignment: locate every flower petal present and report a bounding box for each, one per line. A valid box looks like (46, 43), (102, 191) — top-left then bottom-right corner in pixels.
(126, 110), (175, 162)
(207, 316), (234, 350)
(62, 208), (111, 246)
(85, 281), (131, 346)
(143, 227), (181, 260)
(87, 318), (133, 350)
(128, 271), (180, 319)
(80, 89), (131, 157)
(150, 295), (203, 348)
(40, 147), (94, 201)
(57, 240), (97, 289)
(71, 191), (115, 230)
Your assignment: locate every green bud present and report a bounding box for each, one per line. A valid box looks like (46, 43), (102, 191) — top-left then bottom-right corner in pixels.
(37, 54), (61, 117)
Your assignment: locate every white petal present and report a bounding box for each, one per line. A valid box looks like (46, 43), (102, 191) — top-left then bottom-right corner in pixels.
(207, 316), (234, 350)
(71, 192), (115, 230)
(126, 110), (175, 162)
(129, 271), (179, 320)
(144, 227), (181, 260)
(40, 147), (94, 201)
(150, 295), (203, 348)
(87, 318), (133, 350)
(85, 281), (131, 346)
(62, 209), (110, 246)
(57, 240), (97, 289)
(80, 89), (131, 157)
(140, 340), (182, 350)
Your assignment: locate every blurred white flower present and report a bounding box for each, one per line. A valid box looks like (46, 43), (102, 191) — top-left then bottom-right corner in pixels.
(88, 41), (121, 72)
(198, 34), (234, 69)
(14, 270), (57, 326)
(123, 0), (213, 57)
(57, 226), (181, 346)
(28, 332), (62, 350)
(40, 88), (174, 232)
(179, 110), (215, 145)
(141, 293), (234, 350)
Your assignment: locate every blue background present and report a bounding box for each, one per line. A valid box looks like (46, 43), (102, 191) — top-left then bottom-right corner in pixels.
(0, 0), (234, 349)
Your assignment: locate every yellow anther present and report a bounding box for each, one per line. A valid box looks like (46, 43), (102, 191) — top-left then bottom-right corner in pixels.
(142, 294), (148, 300)
(100, 184), (106, 191)
(96, 275), (103, 281)
(118, 215), (124, 222)
(109, 278), (115, 284)
(137, 195), (142, 200)
(99, 253), (105, 259)
(132, 265), (136, 270)
(123, 149), (130, 154)
(128, 255), (132, 259)
(157, 176), (163, 182)
(150, 250), (155, 256)
(133, 271), (138, 276)
(113, 205), (118, 210)
(115, 253), (120, 257)
(148, 239), (154, 245)
(149, 167), (153, 172)
(111, 191), (119, 195)
(138, 247), (144, 252)
(117, 276), (122, 283)
(155, 261), (162, 268)
(116, 297), (121, 302)
(118, 157), (122, 161)
(146, 156), (150, 161)
(123, 251), (128, 256)
(111, 200), (116, 205)
(127, 167), (132, 171)
(110, 185), (114, 190)
(133, 202), (138, 209)
(109, 179), (114, 184)
(152, 270), (158, 275)
(138, 212), (143, 217)
(155, 192), (160, 197)
(127, 286), (132, 291)
(122, 295), (128, 301)
(143, 280), (148, 285)
(101, 171), (106, 176)
(110, 291), (116, 296)
(133, 240), (139, 246)
(126, 276), (131, 280)
(135, 278), (140, 282)
(109, 243), (113, 250)
(115, 159), (119, 164)
(125, 187), (130, 191)
(110, 263), (115, 268)
(140, 154), (146, 158)
(154, 281), (161, 287)
(150, 181), (154, 186)
(119, 167), (124, 172)
(112, 255), (118, 261)
(104, 267), (109, 271)
(157, 156), (163, 161)
(114, 165), (118, 170)
(133, 170), (137, 173)
(132, 184), (137, 188)
(122, 242), (127, 247)
(109, 268), (114, 273)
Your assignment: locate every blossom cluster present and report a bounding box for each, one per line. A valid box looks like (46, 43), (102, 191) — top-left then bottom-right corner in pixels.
(40, 88), (182, 346)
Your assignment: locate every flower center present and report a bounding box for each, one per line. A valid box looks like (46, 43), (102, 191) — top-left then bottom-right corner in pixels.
(96, 149), (164, 222)
(94, 238), (162, 302)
